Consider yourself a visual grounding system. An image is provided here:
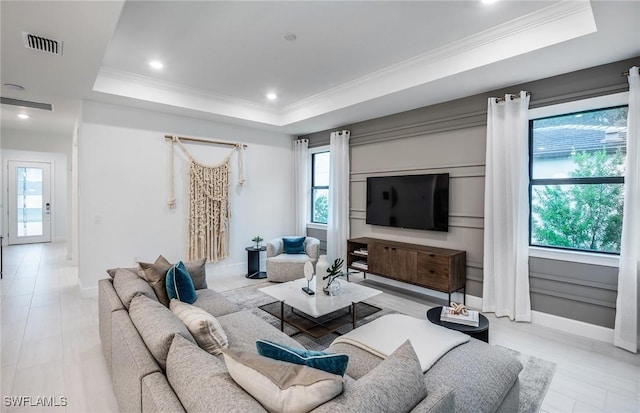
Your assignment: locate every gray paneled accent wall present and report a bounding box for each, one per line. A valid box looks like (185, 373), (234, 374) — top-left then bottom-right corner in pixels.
(302, 56), (638, 328)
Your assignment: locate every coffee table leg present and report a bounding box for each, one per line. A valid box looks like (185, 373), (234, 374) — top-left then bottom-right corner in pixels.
(352, 303), (356, 329)
(280, 301), (284, 331)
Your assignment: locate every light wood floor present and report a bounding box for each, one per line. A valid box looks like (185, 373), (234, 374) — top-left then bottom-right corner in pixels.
(1, 243), (638, 412)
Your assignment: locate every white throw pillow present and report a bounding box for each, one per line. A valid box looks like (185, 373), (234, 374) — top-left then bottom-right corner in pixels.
(222, 348), (344, 413)
(170, 299), (228, 355)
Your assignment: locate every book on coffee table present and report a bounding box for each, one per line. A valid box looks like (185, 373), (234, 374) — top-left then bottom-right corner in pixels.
(440, 306), (480, 327)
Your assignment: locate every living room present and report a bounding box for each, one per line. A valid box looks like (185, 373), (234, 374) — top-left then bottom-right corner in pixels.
(1, 1), (639, 412)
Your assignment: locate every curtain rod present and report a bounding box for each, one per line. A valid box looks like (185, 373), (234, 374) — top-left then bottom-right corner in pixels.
(164, 134), (247, 148)
(494, 92), (531, 103)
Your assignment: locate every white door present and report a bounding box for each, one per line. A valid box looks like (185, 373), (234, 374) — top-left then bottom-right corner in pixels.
(7, 161), (52, 245)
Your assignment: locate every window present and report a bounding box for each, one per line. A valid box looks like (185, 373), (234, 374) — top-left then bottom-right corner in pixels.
(529, 105), (627, 254)
(311, 151), (330, 224)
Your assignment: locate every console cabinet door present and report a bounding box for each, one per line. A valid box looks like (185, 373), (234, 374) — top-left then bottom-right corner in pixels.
(369, 244), (417, 282)
(368, 244), (391, 275)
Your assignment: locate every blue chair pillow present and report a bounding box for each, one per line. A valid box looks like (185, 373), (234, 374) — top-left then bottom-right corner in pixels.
(256, 339), (349, 376)
(165, 261), (197, 304)
(282, 236), (306, 254)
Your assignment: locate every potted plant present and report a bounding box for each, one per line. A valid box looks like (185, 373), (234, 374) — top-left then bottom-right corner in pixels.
(251, 236), (263, 249)
(322, 258), (344, 295)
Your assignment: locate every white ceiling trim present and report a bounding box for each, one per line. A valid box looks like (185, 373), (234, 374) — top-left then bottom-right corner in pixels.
(93, 1), (596, 128)
(93, 66), (282, 125)
(278, 1), (596, 125)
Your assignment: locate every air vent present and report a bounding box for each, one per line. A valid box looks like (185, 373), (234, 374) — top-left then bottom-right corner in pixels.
(22, 32), (62, 56)
(0, 97), (53, 111)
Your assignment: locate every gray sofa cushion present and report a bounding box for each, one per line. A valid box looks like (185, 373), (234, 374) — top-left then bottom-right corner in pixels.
(112, 268), (158, 309)
(191, 289), (241, 317)
(129, 295), (196, 370)
(217, 310), (301, 353)
(141, 372), (186, 413)
(312, 340), (427, 413)
(166, 335), (266, 412)
(424, 339), (522, 413)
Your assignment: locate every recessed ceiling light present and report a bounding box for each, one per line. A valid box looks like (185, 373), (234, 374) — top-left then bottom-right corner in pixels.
(149, 60), (164, 70)
(18, 113), (29, 119)
(3, 83), (25, 91)
(266, 92), (277, 101)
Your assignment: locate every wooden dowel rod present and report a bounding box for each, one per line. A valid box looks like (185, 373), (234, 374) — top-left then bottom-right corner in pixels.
(164, 134), (247, 148)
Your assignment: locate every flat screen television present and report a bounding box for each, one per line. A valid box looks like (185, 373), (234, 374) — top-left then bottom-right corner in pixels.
(366, 173), (449, 232)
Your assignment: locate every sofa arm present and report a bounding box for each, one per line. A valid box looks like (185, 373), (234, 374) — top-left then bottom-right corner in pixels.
(305, 237), (320, 260)
(267, 238), (283, 258)
(410, 385), (455, 413)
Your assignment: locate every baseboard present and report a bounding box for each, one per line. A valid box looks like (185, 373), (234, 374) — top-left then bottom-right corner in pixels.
(78, 278), (98, 298)
(465, 293), (614, 344)
(207, 261), (246, 276)
(530, 309), (614, 343)
(363, 274), (614, 344)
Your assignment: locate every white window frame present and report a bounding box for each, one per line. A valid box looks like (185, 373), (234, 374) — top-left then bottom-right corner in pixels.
(308, 145), (329, 229)
(528, 92), (628, 268)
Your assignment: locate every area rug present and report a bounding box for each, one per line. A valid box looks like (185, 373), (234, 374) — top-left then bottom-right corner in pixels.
(220, 281), (556, 413)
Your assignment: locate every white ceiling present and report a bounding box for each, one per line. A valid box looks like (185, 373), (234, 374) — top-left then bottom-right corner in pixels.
(2, 1), (639, 137)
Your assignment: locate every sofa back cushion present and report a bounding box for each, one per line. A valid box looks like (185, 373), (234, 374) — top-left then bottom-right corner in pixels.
(311, 340), (427, 413)
(166, 335), (266, 412)
(129, 295), (196, 370)
(112, 268), (158, 309)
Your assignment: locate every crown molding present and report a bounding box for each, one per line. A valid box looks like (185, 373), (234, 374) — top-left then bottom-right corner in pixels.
(92, 1), (596, 128)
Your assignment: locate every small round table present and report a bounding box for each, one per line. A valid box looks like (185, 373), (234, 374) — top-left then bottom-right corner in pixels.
(245, 246), (267, 279)
(426, 306), (490, 343)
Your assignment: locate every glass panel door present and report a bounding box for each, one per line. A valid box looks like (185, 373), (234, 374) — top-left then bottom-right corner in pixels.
(8, 161), (51, 244)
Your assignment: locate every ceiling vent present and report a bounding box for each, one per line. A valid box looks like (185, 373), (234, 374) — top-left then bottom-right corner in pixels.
(1, 97), (53, 111)
(22, 32), (62, 56)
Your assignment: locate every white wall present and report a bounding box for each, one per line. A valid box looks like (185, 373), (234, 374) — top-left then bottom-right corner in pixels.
(78, 101), (294, 290)
(1, 128), (72, 244)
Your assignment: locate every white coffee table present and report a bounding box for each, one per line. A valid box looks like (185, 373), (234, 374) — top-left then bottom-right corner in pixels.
(259, 278), (382, 338)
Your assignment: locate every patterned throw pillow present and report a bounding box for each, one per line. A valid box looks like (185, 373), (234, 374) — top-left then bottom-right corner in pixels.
(256, 339), (349, 376)
(170, 299), (228, 355)
(283, 236), (306, 254)
(222, 348), (344, 413)
(166, 261), (197, 304)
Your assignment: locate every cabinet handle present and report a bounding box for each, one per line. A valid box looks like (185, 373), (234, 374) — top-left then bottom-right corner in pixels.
(429, 270), (435, 274)
(429, 254), (435, 257)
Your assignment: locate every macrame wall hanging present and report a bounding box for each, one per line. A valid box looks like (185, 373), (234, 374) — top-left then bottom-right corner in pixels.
(167, 135), (245, 262)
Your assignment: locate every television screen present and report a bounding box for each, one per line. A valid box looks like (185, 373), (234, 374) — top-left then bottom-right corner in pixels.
(366, 173), (449, 231)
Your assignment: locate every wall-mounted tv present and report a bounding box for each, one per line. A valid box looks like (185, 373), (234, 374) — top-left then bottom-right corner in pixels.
(366, 173), (449, 232)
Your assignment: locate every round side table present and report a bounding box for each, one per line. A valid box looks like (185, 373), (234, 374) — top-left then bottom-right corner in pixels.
(426, 306), (490, 343)
(245, 246), (267, 279)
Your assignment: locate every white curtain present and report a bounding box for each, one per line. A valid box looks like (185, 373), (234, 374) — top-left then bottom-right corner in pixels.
(293, 139), (309, 236)
(482, 91), (532, 322)
(614, 66), (639, 353)
(327, 130), (350, 263)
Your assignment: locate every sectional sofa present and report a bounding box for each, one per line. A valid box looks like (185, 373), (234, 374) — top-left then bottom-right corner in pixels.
(98, 268), (522, 413)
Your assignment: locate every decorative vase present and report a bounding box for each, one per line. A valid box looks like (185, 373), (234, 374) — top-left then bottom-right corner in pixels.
(315, 255), (330, 293)
(328, 280), (341, 296)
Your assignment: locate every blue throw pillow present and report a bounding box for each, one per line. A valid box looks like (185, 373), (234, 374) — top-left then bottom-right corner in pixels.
(282, 236), (306, 254)
(256, 339), (349, 376)
(165, 261), (197, 304)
